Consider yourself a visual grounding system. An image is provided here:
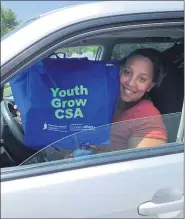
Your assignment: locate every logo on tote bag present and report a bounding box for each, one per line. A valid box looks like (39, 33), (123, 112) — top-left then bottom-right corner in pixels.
(50, 85), (88, 119)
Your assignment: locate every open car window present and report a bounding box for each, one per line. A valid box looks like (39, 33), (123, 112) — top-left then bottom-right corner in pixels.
(2, 39), (184, 168)
(1, 17), (184, 170)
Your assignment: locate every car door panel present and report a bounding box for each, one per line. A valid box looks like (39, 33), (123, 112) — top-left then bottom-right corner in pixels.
(1, 152), (183, 218)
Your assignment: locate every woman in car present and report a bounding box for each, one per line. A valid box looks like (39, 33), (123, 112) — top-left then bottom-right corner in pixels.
(110, 48), (167, 151)
(15, 48), (167, 154)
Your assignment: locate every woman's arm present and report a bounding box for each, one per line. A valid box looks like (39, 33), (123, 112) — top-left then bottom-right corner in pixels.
(127, 113), (168, 149)
(128, 136), (167, 149)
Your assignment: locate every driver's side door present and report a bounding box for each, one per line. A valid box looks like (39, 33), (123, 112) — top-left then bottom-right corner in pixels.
(1, 144), (184, 218)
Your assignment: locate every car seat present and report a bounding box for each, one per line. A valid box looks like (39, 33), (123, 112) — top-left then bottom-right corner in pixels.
(149, 43), (184, 143)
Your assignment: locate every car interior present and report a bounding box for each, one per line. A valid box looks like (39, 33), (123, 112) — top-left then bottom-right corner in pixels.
(0, 24), (184, 168)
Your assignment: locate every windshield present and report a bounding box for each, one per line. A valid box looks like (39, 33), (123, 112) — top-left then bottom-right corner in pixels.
(20, 112), (182, 166)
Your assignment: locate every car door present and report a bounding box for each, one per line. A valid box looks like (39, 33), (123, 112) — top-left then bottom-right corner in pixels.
(1, 142), (184, 218)
(1, 2), (184, 218)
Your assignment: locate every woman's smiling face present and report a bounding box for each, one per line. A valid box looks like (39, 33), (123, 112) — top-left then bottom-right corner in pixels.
(120, 55), (156, 103)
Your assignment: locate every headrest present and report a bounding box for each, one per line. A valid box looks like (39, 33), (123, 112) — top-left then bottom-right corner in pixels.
(150, 46), (184, 114)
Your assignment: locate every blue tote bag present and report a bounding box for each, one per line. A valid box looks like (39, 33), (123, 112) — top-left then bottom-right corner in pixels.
(10, 57), (120, 150)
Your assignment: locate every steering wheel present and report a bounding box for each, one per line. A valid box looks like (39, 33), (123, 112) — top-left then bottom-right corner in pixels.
(1, 100), (24, 144)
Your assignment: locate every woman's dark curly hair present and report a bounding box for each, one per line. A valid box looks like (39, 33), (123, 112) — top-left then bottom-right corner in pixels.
(119, 48), (167, 87)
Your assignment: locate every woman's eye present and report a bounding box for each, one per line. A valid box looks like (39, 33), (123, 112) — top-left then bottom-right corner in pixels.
(139, 76), (147, 82)
(123, 70), (130, 75)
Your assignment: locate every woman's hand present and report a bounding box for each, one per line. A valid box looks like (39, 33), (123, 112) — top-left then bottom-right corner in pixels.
(14, 105), (22, 124)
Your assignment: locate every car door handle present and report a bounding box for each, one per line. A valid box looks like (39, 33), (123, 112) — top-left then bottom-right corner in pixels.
(138, 197), (184, 216)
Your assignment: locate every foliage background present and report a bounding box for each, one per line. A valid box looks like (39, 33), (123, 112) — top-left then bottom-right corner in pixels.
(1, 5), (20, 37)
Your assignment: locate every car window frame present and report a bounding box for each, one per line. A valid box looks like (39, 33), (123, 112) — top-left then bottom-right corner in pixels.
(1, 19), (183, 85)
(1, 142), (184, 182)
(1, 11), (183, 83)
(1, 13), (184, 179)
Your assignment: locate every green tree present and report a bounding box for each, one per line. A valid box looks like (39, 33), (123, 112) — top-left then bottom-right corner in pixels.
(1, 5), (20, 37)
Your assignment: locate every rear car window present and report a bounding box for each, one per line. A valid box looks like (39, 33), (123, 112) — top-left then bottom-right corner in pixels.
(111, 43), (174, 60)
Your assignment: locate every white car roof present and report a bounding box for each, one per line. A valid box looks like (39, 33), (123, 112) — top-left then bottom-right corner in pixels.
(1, 1), (183, 65)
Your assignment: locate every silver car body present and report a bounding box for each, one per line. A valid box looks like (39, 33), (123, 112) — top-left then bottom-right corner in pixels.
(1, 1), (184, 218)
